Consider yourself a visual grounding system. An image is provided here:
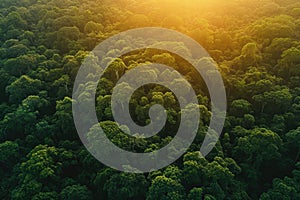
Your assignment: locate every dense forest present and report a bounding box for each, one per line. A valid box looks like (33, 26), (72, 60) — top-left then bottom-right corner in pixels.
(0, 0), (300, 199)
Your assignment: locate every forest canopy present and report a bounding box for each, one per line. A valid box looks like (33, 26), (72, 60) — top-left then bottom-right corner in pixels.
(0, 0), (300, 199)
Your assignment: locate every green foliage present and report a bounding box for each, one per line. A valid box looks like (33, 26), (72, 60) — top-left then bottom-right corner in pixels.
(6, 75), (42, 103)
(187, 187), (203, 200)
(0, 0), (299, 199)
(32, 192), (58, 200)
(260, 163), (300, 199)
(147, 176), (185, 200)
(60, 184), (92, 200)
(104, 173), (148, 200)
(0, 141), (19, 169)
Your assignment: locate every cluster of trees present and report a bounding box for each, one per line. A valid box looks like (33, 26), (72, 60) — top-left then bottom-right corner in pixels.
(0, 0), (300, 199)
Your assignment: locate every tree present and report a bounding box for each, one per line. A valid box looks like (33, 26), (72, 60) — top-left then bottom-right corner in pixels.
(52, 75), (71, 99)
(5, 44), (29, 58)
(286, 127), (300, 162)
(4, 54), (38, 76)
(56, 26), (81, 53)
(182, 160), (204, 188)
(20, 145), (65, 181)
(260, 163), (300, 200)
(32, 192), (58, 200)
(205, 182), (225, 200)
(11, 179), (42, 200)
(93, 168), (117, 199)
(233, 128), (282, 167)
(265, 37), (295, 63)
(84, 21), (103, 34)
(96, 95), (113, 121)
(54, 97), (77, 140)
(163, 165), (182, 182)
(60, 184), (92, 200)
(231, 43), (262, 70)
(104, 58), (126, 83)
(104, 173), (148, 200)
(277, 47), (300, 78)
(6, 75), (42, 103)
(0, 98), (38, 139)
(253, 88), (292, 114)
(0, 69), (12, 101)
(147, 176), (185, 200)
(249, 15), (296, 41)
(187, 187), (203, 200)
(233, 128), (283, 194)
(229, 99), (252, 117)
(0, 141), (19, 170)
(123, 14), (150, 28)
